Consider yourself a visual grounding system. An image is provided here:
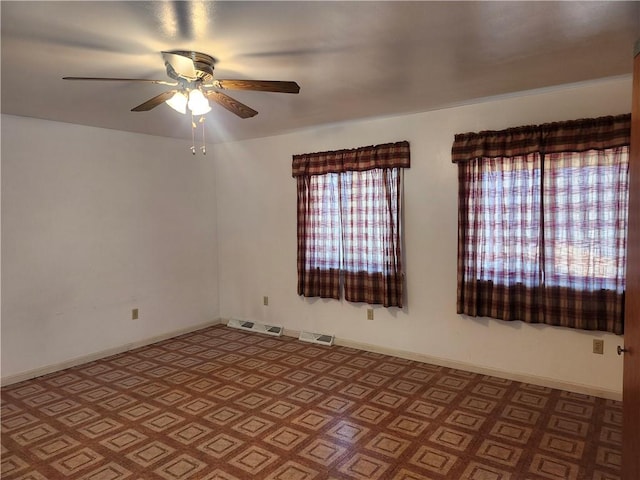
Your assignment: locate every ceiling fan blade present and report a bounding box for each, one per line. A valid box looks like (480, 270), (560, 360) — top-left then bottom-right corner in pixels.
(63, 77), (177, 86)
(162, 51), (197, 80)
(205, 91), (258, 119)
(214, 80), (300, 94)
(131, 90), (177, 112)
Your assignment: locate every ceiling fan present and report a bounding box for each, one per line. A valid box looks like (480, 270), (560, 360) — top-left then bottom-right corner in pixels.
(63, 50), (300, 119)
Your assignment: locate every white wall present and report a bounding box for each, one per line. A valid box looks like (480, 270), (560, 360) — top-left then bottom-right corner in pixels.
(1, 115), (219, 380)
(214, 77), (632, 398)
(1, 77), (631, 397)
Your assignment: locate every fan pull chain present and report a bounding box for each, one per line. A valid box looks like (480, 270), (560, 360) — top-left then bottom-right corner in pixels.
(189, 113), (207, 155)
(201, 117), (206, 155)
(190, 113), (196, 155)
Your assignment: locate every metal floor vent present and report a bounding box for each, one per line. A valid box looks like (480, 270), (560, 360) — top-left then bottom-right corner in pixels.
(298, 331), (335, 346)
(227, 319), (283, 336)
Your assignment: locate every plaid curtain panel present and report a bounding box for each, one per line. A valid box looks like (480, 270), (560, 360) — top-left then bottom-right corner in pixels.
(295, 175), (342, 300)
(293, 142), (409, 308)
(453, 115), (630, 334)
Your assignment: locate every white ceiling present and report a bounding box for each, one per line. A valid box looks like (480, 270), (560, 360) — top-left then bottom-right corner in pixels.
(2, 1), (639, 144)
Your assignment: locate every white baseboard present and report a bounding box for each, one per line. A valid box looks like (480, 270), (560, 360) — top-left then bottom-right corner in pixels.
(333, 337), (622, 401)
(278, 326), (621, 401)
(1, 319), (222, 387)
(4, 317), (621, 401)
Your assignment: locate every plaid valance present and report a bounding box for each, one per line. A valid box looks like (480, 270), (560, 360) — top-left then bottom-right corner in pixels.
(292, 141), (410, 177)
(451, 114), (631, 163)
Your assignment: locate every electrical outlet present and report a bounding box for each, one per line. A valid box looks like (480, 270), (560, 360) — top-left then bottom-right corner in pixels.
(263, 296), (269, 306)
(593, 339), (604, 355)
(367, 309), (374, 320)
(132, 308), (139, 320)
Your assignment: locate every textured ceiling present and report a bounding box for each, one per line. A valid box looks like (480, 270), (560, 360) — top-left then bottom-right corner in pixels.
(2, 1), (639, 144)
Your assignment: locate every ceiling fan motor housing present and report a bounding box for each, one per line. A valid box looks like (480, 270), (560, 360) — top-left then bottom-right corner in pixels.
(165, 50), (216, 82)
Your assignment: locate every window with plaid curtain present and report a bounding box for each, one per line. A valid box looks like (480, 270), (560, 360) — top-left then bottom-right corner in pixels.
(452, 114), (630, 334)
(292, 141), (410, 308)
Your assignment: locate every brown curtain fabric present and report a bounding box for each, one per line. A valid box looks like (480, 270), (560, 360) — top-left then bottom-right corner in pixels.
(343, 271), (405, 307)
(295, 175), (341, 300)
(292, 141), (410, 177)
(297, 265), (341, 300)
(340, 168), (404, 307)
(294, 142), (409, 308)
(452, 114), (631, 163)
(462, 282), (625, 334)
(454, 115), (630, 335)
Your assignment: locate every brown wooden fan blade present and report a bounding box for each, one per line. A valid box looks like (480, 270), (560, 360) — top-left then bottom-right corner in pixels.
(131, 90), (177, 112)
(63, 77), (176, 86)
(205, 91), (258, 118)
(215, 80), (300, 94)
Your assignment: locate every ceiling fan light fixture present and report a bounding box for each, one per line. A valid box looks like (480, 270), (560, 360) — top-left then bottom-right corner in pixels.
(62, 51), (299, 155)
(165, 91), (188, 114)
(188, 88), (211, 115)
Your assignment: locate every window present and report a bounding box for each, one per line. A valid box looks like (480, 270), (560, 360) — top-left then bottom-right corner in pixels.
(452, 115), (630, 334)
(292, 141), (410, 307)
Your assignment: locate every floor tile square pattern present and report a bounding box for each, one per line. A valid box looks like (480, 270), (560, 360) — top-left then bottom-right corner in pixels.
(1, 324), (621, 479)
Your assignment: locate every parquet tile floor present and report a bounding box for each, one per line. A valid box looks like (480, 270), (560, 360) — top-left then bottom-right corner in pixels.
(0, 324), (622, 479)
